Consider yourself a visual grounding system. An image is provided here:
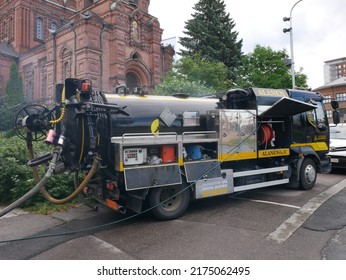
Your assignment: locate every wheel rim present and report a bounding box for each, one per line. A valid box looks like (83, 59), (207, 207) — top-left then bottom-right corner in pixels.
(159, 186), (183, 212)
(304, 164), (316, 184)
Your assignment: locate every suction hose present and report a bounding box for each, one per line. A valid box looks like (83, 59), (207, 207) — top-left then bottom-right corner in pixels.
(39, 157), (100, 204)
(0, 138), (100, 218)
(26, 138), (101, 205)
(0, 146), (59, 218)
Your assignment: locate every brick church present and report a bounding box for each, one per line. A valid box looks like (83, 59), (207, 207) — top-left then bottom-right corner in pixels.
(0, 0), (175, 102)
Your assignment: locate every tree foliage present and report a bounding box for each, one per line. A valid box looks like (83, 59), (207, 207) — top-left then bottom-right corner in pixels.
(236, 45), (308, 89)
(153, 75), (215, 97)
(179, 0), (242, 82)
(6, 62), (23, 107)
(154, 55), (232, 96)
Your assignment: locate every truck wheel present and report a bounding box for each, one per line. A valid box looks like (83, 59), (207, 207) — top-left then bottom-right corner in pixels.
(299, 158), (317, 190)
(149, 184), (190, 220)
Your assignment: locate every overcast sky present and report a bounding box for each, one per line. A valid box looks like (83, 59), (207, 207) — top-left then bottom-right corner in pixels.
(149, 0), (346, 89)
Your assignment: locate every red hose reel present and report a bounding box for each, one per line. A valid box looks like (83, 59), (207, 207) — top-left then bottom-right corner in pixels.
(258, 124), (274, 148)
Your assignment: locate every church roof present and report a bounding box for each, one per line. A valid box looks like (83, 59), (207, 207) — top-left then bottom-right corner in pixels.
(0, 42), (18, 58)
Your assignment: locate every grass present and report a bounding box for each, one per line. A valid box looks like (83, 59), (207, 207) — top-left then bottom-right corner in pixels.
(25, 201), (80, 215)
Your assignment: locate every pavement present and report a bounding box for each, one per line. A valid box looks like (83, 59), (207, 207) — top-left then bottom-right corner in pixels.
(1, 182), (346, 260)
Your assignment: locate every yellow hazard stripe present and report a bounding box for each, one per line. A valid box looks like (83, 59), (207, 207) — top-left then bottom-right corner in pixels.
(290, 142), (328, 152)
(219, 151), (257, 162)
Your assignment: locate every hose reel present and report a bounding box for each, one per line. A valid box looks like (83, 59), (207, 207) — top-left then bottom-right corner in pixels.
(15, 104), (53, 141)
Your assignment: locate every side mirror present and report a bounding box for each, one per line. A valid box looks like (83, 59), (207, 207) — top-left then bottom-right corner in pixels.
(317, 123), (328, 131)
(333, 110), (340, 125)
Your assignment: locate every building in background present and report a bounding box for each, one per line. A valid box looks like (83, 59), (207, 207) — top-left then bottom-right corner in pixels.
(315, 57), (346, 123)
(0, 0), (175, 103)
(324, 57), (346, 85)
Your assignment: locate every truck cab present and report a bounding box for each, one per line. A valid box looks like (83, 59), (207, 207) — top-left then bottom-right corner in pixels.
(289, 90), (331, 175)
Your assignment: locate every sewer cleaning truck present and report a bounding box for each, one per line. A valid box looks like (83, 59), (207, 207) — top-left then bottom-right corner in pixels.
(0, 78), (337, 220)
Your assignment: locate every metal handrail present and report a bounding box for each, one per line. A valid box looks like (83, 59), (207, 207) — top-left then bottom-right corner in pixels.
(121, 132), (178, 143)
(182, 131), (218, 141)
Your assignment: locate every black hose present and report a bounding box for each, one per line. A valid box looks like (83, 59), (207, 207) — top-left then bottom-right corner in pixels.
(0, 175), (50, 218)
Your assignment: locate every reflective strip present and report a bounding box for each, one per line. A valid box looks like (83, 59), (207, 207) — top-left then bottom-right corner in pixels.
(201, 187), (229, 198)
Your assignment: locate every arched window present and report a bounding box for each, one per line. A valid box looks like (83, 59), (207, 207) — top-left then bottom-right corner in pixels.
(3, 21), (7, 38)
(63, 61), (70, 81)
(37, 18), (43, 39)
(131, 51), (141, 60)
(26, 80), (34, 100)
(9, 17), (14, 39)
(129, 0), (138, 6)
(60, 46), (72, 82)
(50, 22), (57, 32)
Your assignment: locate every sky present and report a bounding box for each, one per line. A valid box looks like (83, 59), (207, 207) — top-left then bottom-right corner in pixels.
(149, 0), (346, 89)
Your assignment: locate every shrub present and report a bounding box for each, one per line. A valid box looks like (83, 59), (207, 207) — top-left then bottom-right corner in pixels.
(0, 135), (76, 207)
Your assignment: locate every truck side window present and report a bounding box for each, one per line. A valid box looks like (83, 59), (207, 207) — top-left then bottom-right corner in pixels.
(306, 110), (317, 128)
(315, 102), (327, 125)
(306, 103), (327, 129)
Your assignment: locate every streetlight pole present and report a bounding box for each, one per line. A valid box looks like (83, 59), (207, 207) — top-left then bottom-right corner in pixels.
(283, 0), (303, 89)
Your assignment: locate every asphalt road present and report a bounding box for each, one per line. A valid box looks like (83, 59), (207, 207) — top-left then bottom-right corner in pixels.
(1, 171), (346, 260)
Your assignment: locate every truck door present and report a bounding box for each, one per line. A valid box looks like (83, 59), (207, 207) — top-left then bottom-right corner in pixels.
(291, 100), (329, 151)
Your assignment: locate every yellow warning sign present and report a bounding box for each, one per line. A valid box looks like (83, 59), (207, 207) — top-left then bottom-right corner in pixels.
(151, 119), (160, 136)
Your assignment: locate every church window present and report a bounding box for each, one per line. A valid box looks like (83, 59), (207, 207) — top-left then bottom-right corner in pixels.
(63, 61), (70, 80)
(50, 22), (57, 32)
(129, 0), (138, 6)
(131, 52), (140, 60)
(9, 16), (14, 40)
(37, 18), (43, 39)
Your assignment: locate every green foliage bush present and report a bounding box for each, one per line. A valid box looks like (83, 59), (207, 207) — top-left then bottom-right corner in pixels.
(0, 135), (76, 208)
(153, 55), (232, 96)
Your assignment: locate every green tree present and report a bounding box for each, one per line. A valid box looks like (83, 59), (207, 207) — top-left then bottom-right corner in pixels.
(6, 62), (23, 107)
(154, 55), (232, 96)
(153, 74), (215, 97)
(176, 55), (232, 91)
(236, 45), (308, 89)
(179, 0), (243, 82)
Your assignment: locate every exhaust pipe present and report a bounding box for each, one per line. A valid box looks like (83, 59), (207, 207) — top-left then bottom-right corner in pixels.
(105, 199), (127, 214)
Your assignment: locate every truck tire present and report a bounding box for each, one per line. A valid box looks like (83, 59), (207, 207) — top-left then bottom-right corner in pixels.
(299, 158), (317, 190)
(149, 184), (190, 220)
